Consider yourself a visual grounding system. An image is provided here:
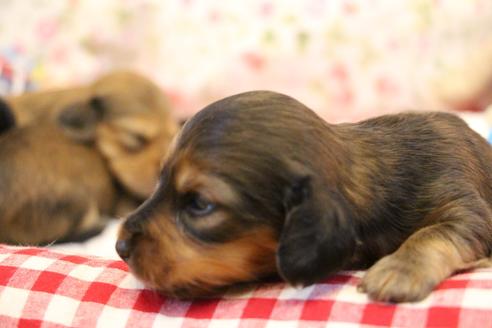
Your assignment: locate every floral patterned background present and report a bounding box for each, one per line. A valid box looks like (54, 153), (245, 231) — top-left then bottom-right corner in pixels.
(1, 0), (492, 122)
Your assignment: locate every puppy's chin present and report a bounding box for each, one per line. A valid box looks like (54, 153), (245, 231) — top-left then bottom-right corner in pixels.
(133, 265), (272, 299)
(127, 250), (268, 299)
(144, 278), (232, 299)
(156, 281), (264, 299)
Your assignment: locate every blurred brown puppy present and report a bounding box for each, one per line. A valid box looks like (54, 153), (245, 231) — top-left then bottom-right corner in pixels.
(0, 71), (177, 245)
(116, 91), (492, 303)
(0, 102), (115, 245)
(6, 71), (179, 200)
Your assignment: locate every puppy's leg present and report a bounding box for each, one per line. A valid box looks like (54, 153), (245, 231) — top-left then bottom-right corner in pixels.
(359, 201), (492, 302)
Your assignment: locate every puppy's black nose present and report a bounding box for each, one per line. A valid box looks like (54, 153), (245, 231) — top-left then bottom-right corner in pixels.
(115, 239), (132, 262)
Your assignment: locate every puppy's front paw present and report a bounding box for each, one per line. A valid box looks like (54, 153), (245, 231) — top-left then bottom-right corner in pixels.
(358, 254), (437, 303)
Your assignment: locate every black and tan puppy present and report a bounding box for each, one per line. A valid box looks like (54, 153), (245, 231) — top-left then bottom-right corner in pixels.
(116, 91), (492, 303)
(0, 119), (115, 245)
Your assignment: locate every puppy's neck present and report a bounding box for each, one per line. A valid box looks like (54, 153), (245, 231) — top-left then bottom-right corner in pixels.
(326, 123), (382, 212)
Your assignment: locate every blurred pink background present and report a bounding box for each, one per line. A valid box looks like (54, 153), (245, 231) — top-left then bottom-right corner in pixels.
(1, 0), (492, 122)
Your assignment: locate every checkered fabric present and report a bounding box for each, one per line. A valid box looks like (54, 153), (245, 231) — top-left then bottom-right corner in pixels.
(1, 245), (492, 328)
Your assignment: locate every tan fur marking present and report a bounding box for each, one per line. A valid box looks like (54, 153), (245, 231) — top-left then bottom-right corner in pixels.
(174, 159), (239, 206)
(126, 214), (277, 297)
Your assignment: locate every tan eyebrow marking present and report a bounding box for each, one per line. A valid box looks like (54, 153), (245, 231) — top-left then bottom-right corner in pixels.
(174, 158), (239, 205)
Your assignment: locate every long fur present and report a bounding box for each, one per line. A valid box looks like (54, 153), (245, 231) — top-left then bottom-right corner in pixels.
(117, 91), (492, 302)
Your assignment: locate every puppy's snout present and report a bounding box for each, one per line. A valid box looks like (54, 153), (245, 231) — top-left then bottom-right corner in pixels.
(115, 238), (132, 262)
(117, 214), (145, 262)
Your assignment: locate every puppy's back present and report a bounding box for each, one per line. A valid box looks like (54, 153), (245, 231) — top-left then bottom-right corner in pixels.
(5, 87), (89, 126)
(0, 123), (116, 245)
(344, 111), (492, 222)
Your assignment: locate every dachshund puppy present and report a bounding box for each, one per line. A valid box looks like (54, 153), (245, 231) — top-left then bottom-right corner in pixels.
(116, 91), (492, 302)
(82, 71), (179, 199)
(6, 71), (179, 200)
(0, 120), (115, 245)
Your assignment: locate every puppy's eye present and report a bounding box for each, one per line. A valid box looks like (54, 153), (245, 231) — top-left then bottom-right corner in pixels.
(119, 132), (149, 152)
(185, 194), (216, 217)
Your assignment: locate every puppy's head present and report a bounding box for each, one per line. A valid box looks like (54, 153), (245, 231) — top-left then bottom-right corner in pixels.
(116, 91), (356, 297)
(58, 71), (179, 198)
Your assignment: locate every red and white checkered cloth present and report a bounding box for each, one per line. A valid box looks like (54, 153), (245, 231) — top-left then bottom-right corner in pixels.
(1, 245), (492, 328)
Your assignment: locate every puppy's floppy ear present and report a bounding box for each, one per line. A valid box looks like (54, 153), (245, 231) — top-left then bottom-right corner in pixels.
(276, 176), (356, 286)
(57, 96), (105, 141)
